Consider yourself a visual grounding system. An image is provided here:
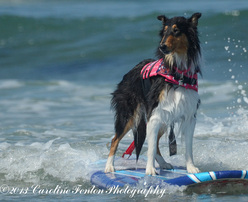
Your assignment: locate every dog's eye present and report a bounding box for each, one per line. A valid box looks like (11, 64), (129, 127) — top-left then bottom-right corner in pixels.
(174, 28), (180, 33)
(172, 24), (180, 35)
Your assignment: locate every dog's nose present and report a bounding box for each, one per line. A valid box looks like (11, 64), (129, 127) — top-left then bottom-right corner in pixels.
(159, 45), (168, 54)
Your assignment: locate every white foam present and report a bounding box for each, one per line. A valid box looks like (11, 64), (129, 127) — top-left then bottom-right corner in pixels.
(0, 79), (23, 89)
(0, 142), (11, 150)
(0, 78), (247, 188)
(195, 108), (248, 138)
(0, 139), (108, 183)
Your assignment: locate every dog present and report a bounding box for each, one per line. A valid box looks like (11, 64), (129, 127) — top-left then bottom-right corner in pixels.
(105, 13), (202, 175)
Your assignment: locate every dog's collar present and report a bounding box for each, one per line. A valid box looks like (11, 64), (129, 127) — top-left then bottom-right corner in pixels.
(141, 59), (198, 92)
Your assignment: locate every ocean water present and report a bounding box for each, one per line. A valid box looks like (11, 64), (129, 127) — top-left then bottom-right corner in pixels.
(0, 0), (248, 201)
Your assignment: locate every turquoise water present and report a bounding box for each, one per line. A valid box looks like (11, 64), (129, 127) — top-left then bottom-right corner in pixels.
(0, 0), (248, 201)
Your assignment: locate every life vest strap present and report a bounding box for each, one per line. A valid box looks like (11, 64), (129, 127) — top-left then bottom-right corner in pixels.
(141, 59), (198, 92)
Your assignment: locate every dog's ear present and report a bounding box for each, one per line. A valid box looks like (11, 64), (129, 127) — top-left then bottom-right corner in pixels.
(157, 15), (168, 24)
(188, 13), (201, 27)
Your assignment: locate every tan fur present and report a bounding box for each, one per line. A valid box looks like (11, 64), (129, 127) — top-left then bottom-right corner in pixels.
(165, 33), (188, 54)
(175, 34), (189, 54)
(165, 35), (175, 51)
(108, 105), (140, 157)
(159, 90), (165, 102)
(108, 124), (132, 157)
(156, 130), (164, 157)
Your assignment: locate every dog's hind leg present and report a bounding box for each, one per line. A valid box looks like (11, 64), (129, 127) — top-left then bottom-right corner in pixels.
(105, 118), (134, 173)
(155, 127), (173, 170)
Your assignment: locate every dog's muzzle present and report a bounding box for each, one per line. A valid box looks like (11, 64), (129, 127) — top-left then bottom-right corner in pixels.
(159, 45), (170, 55)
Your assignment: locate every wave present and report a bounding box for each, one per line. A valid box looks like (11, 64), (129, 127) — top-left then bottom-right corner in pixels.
(0, 79), (247, 184)
(1, 0), (248, 18)
(0, 108), (248, 185)
(0, 138), (107, 184)
(1, 9), (248, 81)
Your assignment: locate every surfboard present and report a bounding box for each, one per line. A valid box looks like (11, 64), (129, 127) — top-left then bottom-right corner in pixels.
(91, 167), (248, 190)
(91, 144), (248, 192)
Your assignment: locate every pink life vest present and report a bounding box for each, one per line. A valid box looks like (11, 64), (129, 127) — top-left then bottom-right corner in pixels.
(141, 59), (198, 92)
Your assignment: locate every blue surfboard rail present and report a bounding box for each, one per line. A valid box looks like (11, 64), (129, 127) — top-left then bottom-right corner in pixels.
(90, 168), (248, 189)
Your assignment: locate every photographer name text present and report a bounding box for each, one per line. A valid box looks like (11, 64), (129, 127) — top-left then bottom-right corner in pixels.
(0, 184), (167, 198)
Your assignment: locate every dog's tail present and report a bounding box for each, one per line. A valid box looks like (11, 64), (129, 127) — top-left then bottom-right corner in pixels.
(133, 114), (146, 161)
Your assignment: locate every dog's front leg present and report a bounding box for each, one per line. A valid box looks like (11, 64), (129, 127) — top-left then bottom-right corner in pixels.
(185, 117), (200, 173)
(146, 119), (160, 175)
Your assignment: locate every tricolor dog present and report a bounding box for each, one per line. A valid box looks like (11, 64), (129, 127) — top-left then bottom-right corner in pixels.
(105, 13), (202, 175)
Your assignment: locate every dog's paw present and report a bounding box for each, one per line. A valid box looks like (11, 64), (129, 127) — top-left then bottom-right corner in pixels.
(155, 154), (173, 170)
(187, 165), (200, 173)
(104, 165), (115, 173)
(146, 166), (157, 176)
(159, 162), (173, 170)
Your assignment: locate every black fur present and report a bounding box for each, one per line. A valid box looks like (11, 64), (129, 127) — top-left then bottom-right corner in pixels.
(111, 59), (152, 137)
(111, 13), (202, 161)
(168, 123), (177, 156)
(111, 62), (174, 159)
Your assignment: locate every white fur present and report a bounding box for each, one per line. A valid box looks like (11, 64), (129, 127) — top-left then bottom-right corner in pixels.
(105, 155), (114, 173)
(105, 49), (201, 175)
(165, 53), (188, 71)
(165, 52), (200, 75)
(145, 51), (201, 175)
(145, 87), (200, 175)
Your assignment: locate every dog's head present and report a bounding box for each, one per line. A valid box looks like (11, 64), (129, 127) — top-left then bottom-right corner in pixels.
(156, 13), (202, 73)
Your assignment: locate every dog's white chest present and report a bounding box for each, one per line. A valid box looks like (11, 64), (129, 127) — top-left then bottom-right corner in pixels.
(153, 87), (200, 125)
